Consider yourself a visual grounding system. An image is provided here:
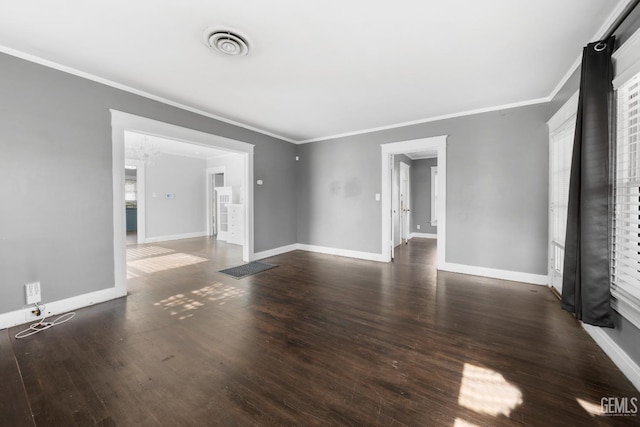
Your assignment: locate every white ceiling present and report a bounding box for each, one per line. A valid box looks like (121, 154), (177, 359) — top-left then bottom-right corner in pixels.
(0, 1), (626, 143)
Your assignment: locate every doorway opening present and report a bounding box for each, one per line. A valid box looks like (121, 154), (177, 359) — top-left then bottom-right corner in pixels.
(124, 163), (138, 245)
(208, 170), (225, 238)
(381, 136), (447, 267)
(111, 110), (255, 295)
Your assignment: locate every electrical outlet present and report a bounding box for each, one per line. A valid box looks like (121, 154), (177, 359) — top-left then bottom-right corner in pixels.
(25, 308), (41, 321)
(25, 282), (41, 304)
(417, 225), (421, 230)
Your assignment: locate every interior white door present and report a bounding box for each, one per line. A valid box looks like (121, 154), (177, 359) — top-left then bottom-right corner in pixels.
(210, 172), (225, 236)
(400, 162), (411, 244)
(391, 156), (397, 256)
(215, 186), (232, 242)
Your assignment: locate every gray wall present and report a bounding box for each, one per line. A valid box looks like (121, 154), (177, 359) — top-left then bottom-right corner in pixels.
(296, 138), (381, 252)
(207, 154), (244, 205)
(0, 52), (296, 314)
(297, 103), (549, 275)
(410, 158), (438, 235)
(145, 154), (206, 239)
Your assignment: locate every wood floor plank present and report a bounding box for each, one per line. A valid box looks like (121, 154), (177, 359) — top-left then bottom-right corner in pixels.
(0, 329), (33, 426)
(4, 237), (639, 426)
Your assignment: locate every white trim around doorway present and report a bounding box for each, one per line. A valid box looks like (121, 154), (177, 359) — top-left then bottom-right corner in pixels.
(381, 136), (447, 267)
(111, 110), (255, 295)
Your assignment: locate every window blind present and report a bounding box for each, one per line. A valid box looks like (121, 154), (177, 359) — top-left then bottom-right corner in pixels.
(613, 72), (640, 309)
(550, 118), (575, 273)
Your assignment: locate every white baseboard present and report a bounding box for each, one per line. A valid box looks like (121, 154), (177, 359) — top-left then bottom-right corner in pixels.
(0, 286), (126, 331)
(297, 244), (386, 262)
(582, 324), (640, 392)
(441, 262), (549, 285)
(410, 232), (437, 239)
(253, 243), (386, 263)
(252, 244), (298, 260)
(144, 231), (208, 243)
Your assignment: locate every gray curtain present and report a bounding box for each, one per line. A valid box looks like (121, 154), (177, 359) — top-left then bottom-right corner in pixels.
(561, 37), (615, 328)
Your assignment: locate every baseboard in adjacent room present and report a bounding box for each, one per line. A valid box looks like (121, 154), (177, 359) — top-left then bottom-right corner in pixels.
(252, 243), (386, 263)
(297, 244), (386, 263)
(144, 231), (208, 244)
(410, 232), (437, 239)
(252, 244), (299, 261)
(441, 262), (549, 286)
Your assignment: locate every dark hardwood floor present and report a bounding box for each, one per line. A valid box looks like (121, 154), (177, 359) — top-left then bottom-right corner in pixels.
(2, 238), (638, 426)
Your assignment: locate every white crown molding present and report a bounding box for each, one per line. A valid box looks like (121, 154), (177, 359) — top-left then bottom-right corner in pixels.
(547, 57), (583, 102)
(297, 98), (550, 144)
(0, 44), (297, 144)
(2, 0), (631, 147)
(548, 0), (636, 101)
(406, 153), (437, 160)
(547, 90), (579, 131)
(0, 42), (551, 145)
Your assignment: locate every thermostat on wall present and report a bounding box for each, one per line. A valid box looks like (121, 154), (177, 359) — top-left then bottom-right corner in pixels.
(165, 193), (175, 199)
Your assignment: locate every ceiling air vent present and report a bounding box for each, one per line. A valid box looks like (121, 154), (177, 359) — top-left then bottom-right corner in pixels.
(204, 28), (250, 56)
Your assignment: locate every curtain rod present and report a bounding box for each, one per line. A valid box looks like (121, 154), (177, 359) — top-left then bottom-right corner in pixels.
(602, 0), (640, 42)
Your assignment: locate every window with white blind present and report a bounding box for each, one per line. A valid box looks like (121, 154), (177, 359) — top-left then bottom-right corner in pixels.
(125, 180), (137, 201)
(612, 71), (640, 325)
(547, 92), (578, 293)
(550, 118), (575, 271)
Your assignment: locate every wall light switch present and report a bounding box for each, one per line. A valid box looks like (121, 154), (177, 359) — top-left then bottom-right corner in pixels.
(375, 193), (381, 201)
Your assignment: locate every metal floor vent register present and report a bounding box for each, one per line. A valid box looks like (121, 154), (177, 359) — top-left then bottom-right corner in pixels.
(219, 261), (277, 279)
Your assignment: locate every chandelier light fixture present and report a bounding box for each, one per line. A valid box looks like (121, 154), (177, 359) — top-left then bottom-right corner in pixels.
(125, 136), (161, 165)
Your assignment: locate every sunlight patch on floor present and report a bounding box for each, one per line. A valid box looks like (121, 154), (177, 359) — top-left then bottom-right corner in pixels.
(153, 283), (247, 320)
(127, 245), (175, 260)
(576, 398), (604, 416)
(128, 253), (208, 274)
(458, 363), (523, 417)
(453, 418), (480, 427)
(153, 293), (205, 320)
(191, 282), (248, 305)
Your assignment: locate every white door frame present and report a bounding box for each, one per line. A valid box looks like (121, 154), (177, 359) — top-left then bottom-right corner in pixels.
(391, 155), (398, 253)
(399, 161), (411, 244)
(111, 110), (255, 294)
(124, 157), (146, 244)
(381, 136), (447, 267)
(206, 166), (226, 237)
